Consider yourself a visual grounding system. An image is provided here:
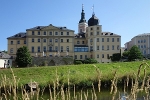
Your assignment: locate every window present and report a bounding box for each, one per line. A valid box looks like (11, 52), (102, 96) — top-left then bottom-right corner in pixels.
(38, 39), (40, 42)
(82, 41), (84, 44)
(61, 39), (63, 42)
(74, 47), (88, 52)
(49, 32), (52, 35)
(102, 54), (104, 58)
(144, 39), (146, 43)
(17, 40), (20, 44)
(112, 38), (114, 42)
(102, 38), (104, 42)
(61, 32), (63, 35)
(117, 38), (119, 42)
(91, 28), (93, 30)
(11, 41), (13, 44)
(112, 45), (114, 50)
(43, 31), (46, 35)
(138, 40), (140, 43)
(43, 46), (46, 52)
(75, 55), (77, 59)
(49, 39), (52, 42)
(38, 46), (40, 52)
(97, 46), (99, 50)
(55, 32), (58, 35)
(32, 39), (34, 42)
(24, 40), (26, 44)
(10, 48), (13, 53)
(55, 39), (58, 42)
(49, 46), (52, 52)
(67, 32), (69, 35)
(107, 45), (109, 50)
(141, 45), (143, 48)
(90, 46), (93, 51)
(77, 41), (80, 44)
(102, 45), (104, 50)
(97, 27), (99, 30)
(117, 45), (119, 50)
(67, 39), (69, 42)
(144, 50), (146, 54)
(80, 29), (82, 32)
(85, 55), (87, 59)
(97, 38), (99, 42)
(97, 54), (99, 58)
(32, 46), (34, 53)
(144, 45), (146, 48)
(55, 46), (58, 52)
(141, 40), (143, 43)
(38, 31), (40, 35)
(107, 38), (109, 42)
(97, 32), (99, 35)
(107, 54), (109, 59)
(32, 31), (34, 35)
(43, 39), (46, 42)
(80, 55), (82, 59)
(90, 39), (93, 42)
(61, 46), (63, 52)
(90, 32), (93, 35)
(66, 46), (69, 52)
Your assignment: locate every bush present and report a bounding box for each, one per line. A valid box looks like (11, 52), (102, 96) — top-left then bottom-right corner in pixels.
(83, 58), (98, 64)
(74, 60), (83, 65)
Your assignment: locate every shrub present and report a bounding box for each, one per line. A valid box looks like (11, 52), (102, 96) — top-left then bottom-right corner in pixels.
(74, 60), (83, 65)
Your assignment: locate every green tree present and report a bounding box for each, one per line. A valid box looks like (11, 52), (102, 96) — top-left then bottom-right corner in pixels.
(128, 45), (143, 61)
(15, 46), (32, 67)
(110, 53), (121, 61)
(122, 51), (130, 58)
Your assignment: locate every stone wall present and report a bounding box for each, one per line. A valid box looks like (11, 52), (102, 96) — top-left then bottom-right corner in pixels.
(32, 56), (74, 66)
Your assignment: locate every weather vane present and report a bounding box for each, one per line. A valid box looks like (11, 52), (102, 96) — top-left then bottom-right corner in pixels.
(92, 4), (95, 15)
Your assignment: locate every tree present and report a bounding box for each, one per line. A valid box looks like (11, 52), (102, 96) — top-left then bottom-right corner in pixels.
(15, 46), (32, 67)
(110, 53), (121, 61)
(122, 51), (130, 58)
(128, 45), (143, 61)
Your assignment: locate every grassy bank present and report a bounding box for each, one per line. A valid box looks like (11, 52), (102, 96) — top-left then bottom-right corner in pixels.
(0, 61), (150, 88)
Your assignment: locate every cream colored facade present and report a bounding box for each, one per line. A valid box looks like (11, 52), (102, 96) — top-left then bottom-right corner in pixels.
(7, 6), (121, 63)
(125, 33), (150, 57)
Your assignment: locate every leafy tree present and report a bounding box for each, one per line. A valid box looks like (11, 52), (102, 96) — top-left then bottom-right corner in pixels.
(122, 51), (130, 58)
(110, 53), (121, 61)
(83, 58), (98, 64)
(15, 46), (32, 67)
(128, 45), (143, 61)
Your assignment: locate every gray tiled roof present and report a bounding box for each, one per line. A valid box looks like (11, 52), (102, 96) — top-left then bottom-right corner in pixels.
(7, 32), (26, 39)
(0, 51), (11, 59)
(136, 33), (150, 36)
(26, 24), (74, 31)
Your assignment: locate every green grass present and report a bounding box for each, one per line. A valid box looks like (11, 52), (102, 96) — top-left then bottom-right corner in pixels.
(0, 60), (150, 88)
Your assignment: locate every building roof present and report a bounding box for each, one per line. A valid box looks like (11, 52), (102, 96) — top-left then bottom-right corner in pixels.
(101, 32), (121, 36)
(26, 24), (74, 31)
(88, 14), (99, 26)
(7, 32), (26, 39)
(0, 51), (11, 59)
(75, 32), (86, 38)
(136, 33), (150, 36)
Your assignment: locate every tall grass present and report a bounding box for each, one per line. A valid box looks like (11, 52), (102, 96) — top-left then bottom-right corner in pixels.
(0, 61), (150, 99)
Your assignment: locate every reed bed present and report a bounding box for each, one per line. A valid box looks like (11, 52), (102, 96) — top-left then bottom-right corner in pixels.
(0, 62), (150, 100)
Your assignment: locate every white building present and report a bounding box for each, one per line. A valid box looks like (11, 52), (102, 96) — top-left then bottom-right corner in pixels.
(125, 33), (150, 57)
(0, 51), (12, 68)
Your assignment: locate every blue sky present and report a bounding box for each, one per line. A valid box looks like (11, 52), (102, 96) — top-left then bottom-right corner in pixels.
(1, 0), (150, 51)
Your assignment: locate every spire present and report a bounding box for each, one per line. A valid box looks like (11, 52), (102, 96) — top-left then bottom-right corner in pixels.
(79, 4), (86, 23)
(92, 4), (95, 16)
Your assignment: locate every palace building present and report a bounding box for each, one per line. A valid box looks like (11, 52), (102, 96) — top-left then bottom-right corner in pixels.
(7, 5), (121, 63)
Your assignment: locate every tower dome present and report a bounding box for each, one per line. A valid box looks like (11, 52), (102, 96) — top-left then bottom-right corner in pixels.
(88, 14), (99, 26)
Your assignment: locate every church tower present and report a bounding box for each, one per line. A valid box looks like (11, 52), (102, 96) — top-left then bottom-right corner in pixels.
(78, 4), (88, 33)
